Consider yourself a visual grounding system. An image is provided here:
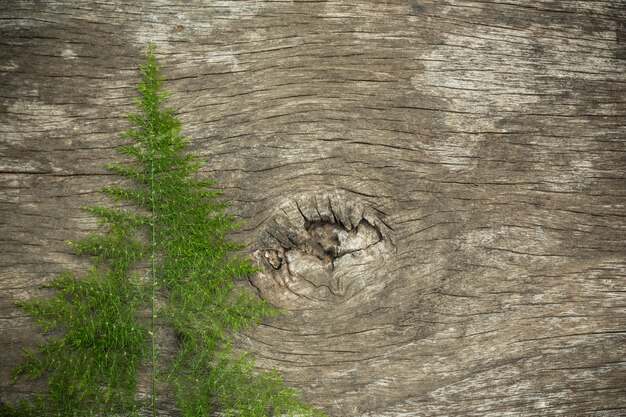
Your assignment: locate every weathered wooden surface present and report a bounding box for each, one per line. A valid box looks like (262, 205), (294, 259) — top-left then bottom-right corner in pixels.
(1, 1), (625, 416)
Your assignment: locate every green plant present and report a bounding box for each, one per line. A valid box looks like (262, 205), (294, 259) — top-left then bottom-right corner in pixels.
(8, 44), (325, 417)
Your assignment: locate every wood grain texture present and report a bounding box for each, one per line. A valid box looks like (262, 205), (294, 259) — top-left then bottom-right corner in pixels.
(1, 1), (625, 416)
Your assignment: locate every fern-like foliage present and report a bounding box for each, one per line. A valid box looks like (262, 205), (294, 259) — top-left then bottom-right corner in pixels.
(10, 44), (325, 417)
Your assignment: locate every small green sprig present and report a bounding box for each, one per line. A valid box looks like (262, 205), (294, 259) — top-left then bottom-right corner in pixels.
(9, 43), (326, 417)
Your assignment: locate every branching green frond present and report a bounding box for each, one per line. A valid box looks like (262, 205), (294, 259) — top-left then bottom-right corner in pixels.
(117, 143), (143, 159)
(101, 185), (151, 206)
(13, 267), (147, 416)
(10, 42), (326, 417)
(66, 227), (143, 272)
(82, 205), (149, 227)
(106, 163), (148, 183)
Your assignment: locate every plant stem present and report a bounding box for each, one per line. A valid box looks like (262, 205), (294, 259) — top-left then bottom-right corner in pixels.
(150, 152), (157, 417)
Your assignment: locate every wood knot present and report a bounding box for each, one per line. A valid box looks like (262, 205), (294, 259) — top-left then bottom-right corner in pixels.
(251, 192), (393, 305)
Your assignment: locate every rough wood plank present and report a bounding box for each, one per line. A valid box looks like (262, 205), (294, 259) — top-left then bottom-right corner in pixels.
(1, 1), (625, 416)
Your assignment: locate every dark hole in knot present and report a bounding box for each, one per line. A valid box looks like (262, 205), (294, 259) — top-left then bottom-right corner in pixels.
(303, 219), (383, 266)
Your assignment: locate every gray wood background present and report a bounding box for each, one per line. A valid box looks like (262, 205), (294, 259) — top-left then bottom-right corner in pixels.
(1, 1), (625, 416)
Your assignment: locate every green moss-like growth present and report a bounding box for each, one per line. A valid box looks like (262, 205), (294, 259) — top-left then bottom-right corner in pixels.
(9, 44), (325, 417)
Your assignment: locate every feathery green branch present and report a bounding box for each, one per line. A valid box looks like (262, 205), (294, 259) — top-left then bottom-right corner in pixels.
(8, 43), (326, 417)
